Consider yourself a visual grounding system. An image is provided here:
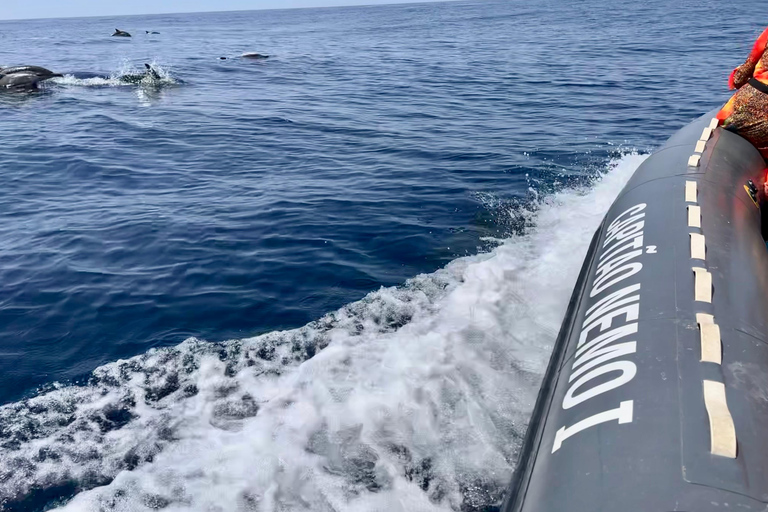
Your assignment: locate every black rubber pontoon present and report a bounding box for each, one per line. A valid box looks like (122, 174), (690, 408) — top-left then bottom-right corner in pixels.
(502, 111), (768, 511)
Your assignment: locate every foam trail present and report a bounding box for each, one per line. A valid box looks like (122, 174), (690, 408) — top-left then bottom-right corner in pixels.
(0, 153), (646, 512)
(51, 74), (119, 87)
(50, 62), (177, 88)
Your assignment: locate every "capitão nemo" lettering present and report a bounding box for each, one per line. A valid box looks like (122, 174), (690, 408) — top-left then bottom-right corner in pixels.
(552, 203), (646, 453)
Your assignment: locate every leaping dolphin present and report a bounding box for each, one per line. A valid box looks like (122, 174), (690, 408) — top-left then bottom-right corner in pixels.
(112, 29), (131, 37)
(0, 66), (62, 91)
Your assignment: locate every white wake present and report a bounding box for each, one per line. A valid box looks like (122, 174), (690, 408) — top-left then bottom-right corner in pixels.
(0, 153), (646, 512)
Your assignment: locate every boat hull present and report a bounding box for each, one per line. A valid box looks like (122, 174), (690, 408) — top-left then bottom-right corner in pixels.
(503, 112), (768, 511)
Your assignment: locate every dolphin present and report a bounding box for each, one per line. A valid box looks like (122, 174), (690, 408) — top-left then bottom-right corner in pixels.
(0, 65), (61, 76)
(112, 29), (131, 37)
(242, 52), (269, 59)
(145, 30), (160, 34)
(118, 63), (162, 84)
(0, 66), (62, 91)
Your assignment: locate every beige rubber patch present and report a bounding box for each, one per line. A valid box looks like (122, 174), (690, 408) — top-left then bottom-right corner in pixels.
(708, 117), (719, 130)
(700, 127), (713, 141)
(688, 205), (701, 228)
(696, 313), (714, 325)
(690, 233), (705, 260)
(703, 380), (737, 458)
(685, 181), (697, 203)
(692, 267), (712, 303)
(700, 323), (722, 364)
(694, 140), (707, 154)
(688, 154), (701, 167)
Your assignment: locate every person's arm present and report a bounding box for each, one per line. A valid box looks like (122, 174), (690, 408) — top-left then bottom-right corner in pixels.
(729, 26), (768, 89)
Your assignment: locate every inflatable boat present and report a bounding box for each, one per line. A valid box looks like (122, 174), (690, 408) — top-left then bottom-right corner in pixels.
(502, 111), (768, 511)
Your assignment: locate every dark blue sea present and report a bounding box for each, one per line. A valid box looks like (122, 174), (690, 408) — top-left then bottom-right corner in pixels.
(0, 0), (759, 510)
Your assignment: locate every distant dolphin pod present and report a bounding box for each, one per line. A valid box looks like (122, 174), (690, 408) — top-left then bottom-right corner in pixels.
(0, 66), (62, 91)
(112, 29), (131, 37)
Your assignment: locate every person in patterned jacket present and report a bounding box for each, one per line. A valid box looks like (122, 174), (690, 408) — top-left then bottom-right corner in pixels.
(717, 26), (768, 160)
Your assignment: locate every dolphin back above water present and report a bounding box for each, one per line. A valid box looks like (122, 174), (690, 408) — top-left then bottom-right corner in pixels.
(0, 65), (62, 90)
(117, 63), (162, 84)
(112, 29), (131, 37)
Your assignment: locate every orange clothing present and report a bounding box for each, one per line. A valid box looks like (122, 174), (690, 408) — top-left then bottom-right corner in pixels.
(717, 26), (768, 158)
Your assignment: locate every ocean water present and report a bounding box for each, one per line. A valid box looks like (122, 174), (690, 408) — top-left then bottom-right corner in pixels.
(0, 0), (761, 510)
